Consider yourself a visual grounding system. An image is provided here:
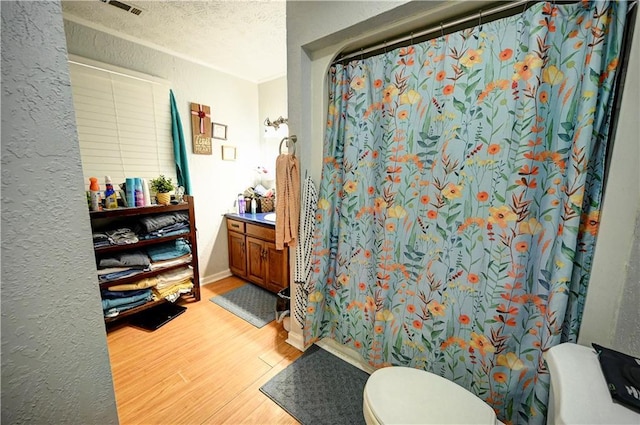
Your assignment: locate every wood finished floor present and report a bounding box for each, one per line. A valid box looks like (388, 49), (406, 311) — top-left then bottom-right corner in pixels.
(106, 276), (303, 425)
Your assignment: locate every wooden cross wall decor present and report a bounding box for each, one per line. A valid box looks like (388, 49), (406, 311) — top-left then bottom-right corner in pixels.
(190, 102), (212, 155)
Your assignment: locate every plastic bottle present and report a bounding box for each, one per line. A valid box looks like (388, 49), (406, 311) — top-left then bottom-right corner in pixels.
(250, 198), (257, 215)
(142, 178), (152, 206)
(89, 177), (101, 211)
(237, 194), (245, 214)
(104, 176), (118, 209)
(135, 178), (144, 207)
(125, 178), (136, 207)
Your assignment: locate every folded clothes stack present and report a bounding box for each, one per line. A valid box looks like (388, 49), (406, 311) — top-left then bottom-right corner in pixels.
(97, 250), (150, 282)
(97, 239), (195, 316)
(93, 212), (190, 249)
(102, 288), (153, 318)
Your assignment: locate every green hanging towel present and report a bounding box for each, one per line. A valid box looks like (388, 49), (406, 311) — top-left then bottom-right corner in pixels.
(170, 89), (192, 195)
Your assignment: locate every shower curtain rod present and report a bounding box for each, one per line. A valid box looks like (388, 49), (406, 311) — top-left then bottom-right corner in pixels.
(334, 0), (533, 65)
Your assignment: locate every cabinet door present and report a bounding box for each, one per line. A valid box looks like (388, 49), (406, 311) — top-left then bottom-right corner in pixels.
(265, 242), (289, 292)
(246, 236), (266, 286)
(228, 231), (247, 277)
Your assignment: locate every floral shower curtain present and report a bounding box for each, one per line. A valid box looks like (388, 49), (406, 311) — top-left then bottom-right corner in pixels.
(304, 1), (629, 423)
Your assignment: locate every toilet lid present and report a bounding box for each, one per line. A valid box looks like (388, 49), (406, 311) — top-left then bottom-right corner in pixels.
(364, 367), (497, 424)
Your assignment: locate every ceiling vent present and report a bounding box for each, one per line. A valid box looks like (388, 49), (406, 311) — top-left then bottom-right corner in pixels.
(99, 0), (143, 16)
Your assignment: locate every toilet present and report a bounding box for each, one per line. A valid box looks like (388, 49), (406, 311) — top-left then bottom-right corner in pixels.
(363, 343), (640, 424)
(363, 366), (499, 424)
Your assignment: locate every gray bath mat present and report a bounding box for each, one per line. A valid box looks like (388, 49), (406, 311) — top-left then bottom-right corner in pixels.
(209, 283), (276, 328)
(260, 344), (369, 425)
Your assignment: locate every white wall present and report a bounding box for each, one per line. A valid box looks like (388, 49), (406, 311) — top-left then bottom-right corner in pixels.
(259, 76), (288, 188)
(64, 19), (263, 284)
(286, 1), (640, 355)
(1, 2), (118, 423)
(613, 208), (640, 356)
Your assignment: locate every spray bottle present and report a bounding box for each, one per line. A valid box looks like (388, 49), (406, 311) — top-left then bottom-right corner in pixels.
(89, 177), (101, 211)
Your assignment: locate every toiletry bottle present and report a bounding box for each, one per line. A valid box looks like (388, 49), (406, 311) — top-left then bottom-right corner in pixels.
(125, 177), (136, 208)
(104, 176), (118, 209)
(142, 178), (152, 206)
(135, 178), (144, 207)
(237, 194), (245, 214)
(89, 177), (101, 211)
(250, 198), (257, 215)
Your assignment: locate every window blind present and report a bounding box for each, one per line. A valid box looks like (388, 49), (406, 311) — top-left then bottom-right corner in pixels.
(68, 58), (177, 192)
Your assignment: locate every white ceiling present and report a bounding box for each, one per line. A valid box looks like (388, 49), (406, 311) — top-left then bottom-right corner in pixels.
(62, 0), (286, 83)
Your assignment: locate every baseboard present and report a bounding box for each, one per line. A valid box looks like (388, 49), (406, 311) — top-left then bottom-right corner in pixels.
(285, 332), (305, 352)
(316, 338), (375, 374)
(201, 269), (232, 286)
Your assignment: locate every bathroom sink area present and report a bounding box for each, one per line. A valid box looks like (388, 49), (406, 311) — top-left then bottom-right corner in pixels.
(264, 213), (276, 222)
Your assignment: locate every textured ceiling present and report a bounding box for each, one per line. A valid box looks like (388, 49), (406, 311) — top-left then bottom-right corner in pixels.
(62, 0), (286, 83)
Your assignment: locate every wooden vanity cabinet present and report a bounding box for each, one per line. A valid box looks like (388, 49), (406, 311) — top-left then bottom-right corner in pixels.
(226, 217), (289, 293)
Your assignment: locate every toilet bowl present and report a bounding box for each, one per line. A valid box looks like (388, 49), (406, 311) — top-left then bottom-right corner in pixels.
(363, 366), (499, 424)
(364, 343), (640, 425)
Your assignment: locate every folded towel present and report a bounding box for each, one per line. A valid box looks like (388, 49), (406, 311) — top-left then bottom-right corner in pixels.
(101, 289), (152, 310)
(99, 251), (150, 268)
(107, 277), (158, 291)
(149, 254), (192, 271)
(146, 239), (191, 261)
(106, 228), (139, 245)
(136, 212), (189, 234)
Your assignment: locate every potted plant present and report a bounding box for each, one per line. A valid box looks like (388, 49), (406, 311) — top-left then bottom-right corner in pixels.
(150, 175), (174, 205)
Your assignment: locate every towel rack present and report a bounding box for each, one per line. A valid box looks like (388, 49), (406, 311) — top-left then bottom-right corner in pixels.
(279, 135), (297, 156)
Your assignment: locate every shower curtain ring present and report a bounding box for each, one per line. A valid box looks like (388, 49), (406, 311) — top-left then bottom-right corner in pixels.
(479, 10), (483, 26)
(440, 22), (444, 38)
(410, 32), (414, 45)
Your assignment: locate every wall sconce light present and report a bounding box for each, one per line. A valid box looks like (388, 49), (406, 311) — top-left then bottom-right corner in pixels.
(264, 116), (288, 131)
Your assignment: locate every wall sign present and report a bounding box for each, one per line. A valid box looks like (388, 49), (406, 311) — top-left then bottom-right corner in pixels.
(190, 102), (212, 155)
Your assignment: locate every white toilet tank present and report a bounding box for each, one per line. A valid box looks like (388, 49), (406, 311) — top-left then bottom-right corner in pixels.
(545, 343), (640, 424)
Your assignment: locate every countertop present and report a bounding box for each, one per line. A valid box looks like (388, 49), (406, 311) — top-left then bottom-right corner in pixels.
(225, 212), (275, 226)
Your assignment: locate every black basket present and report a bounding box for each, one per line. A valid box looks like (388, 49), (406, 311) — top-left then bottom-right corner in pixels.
(276, 287), (290, 313)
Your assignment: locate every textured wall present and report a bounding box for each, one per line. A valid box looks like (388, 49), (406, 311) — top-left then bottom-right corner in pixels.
(64, 20), (262, 283)
(1, 2), (118, 424)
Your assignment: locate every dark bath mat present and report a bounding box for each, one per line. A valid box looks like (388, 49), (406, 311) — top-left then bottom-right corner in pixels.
(210, 283), (276, 328)
(260, 344), (369, 425)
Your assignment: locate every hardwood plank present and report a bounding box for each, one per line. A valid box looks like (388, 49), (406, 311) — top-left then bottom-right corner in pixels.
(211, 345), (302, 425)
(107, 276), (303, 424)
